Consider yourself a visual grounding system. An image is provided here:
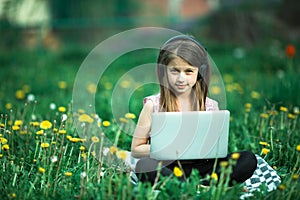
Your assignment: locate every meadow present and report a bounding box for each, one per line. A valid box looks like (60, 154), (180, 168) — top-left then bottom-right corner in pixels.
(0, 41), (299, 199)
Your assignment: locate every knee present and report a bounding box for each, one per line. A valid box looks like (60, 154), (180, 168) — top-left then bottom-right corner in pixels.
(135, 157), (160, 173)
(240, 151), (257, 172)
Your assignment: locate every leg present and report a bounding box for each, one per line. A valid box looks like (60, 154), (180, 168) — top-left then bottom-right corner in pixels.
(184, 151), (257, 185)
(135, 157), (173, 185)
(226, 151), (257, 185)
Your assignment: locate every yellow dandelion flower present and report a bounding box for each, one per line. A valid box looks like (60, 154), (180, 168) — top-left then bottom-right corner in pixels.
(0, 123), (4, 128)
(58, 81), (67, 89)
(80, 146), (85, 151)
(245, 108), (251, 113)
(119, 117), (128, 123)
(69, 138), (81, 143)
(104, 82), (113, 90)
(225, 84), (234, 93)
(22, 84), (30, 93)
(231, 152), (240, 160)
(78, 114), (94, 123)
(110, 146), (117, 154)
(223, 74), (233, 83)
(38, 167), (45, 173)
(102, 121), (111, 127)
(251, 91), (260, 99)
(53, 128), (58, 133)
(66, 135), (72, 140)
(12, 125), (20, 131)
(116, 150), (127, 161)
(58, 130), (67, 135)
(292, 174), (298, 180)
(33, 159), (37, 163)
(260, 113), (269, 119)
(15, 90), (25, 100)
(220, 161), (228, 167)
(52, 141), (56, 145)
(40, 120), (52, 130)
(64, 172), (73, 177)
(279, 106), (288, 112)
(244, 103), (252, 109)
(41, 143), (50, 148)
(5, 103), (12, 109)
(288, 113), (295, 119)
(1, 137), (8, 144)
(211, 86), (221, 95)
(58, 106), (66, 113)
(30, 121), (40, 127)
(14, 120), (23, 126)
(120, 80), (130, 88)
(125, 113), (136, 119)
(0, 154), (3, 158)
(296, 144), (300, 152)
(269, 110), (278, 116)
(87, 83), (97, 94)
(81, 153), (86, 158)
(211, 172), (218, 181)
(78, 109), (85, 114)
(91, 136), (99, 143)
(11, 193), (16, 198)
(36, 130), (44, 135)
(278, 184), (286, 191)
(259, 141), (270, 146)
(20, 130), (28, 135)
(2, 144), (9, 151)
(261, 148), (270, 155)
(173, 166), (183, 177)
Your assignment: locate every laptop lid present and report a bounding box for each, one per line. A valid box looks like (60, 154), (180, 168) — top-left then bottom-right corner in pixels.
(150, 110), (230, 160)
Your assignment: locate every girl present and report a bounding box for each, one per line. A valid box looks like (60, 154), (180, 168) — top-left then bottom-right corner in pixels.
(131, 35), (258, 186)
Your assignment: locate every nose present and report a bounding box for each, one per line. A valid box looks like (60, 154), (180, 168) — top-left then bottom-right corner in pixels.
(177, 72), (185, 82)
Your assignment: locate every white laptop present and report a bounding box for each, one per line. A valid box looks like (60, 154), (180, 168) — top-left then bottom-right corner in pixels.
(150, 110), (230, 160)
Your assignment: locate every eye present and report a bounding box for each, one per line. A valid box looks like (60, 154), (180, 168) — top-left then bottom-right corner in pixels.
(169, 68), (179, 73)
(185, 69), (195, 74)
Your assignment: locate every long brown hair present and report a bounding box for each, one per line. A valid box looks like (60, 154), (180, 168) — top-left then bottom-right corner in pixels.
(157, 35), (209, 112)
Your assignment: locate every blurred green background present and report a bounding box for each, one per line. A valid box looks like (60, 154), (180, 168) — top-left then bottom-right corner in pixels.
(0, 0), (299, 119)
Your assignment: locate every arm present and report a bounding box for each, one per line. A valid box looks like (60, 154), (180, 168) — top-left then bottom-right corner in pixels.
(131, 100), (153, 158)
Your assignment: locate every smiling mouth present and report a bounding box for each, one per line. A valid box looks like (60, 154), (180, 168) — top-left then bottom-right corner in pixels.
(176, 85), (187, 89)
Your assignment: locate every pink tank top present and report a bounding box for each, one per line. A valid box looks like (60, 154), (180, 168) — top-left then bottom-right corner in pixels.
(143, 93), (219, 112)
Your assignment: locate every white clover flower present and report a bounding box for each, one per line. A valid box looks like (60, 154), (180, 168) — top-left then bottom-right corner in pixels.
(294, 107), (299, 114)
(61, 114), (68, 122)
(50, 103), (56, 110)
(31, 114), (37, 120)
(80, 171), (87, 178)
(27, 94), (35, 102)
(103, 147), (109, 156)
(51, 155), (58, 163)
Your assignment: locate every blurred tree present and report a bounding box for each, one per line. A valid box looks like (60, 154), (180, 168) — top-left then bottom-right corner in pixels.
(277, 0), (300, 27)
(48, 0), (137, 44)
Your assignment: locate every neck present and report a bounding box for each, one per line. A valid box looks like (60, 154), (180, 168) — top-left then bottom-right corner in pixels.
(176, 91), (194, 111)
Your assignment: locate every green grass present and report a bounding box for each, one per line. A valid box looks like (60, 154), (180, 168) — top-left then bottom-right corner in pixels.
(0, 42), (299, 199)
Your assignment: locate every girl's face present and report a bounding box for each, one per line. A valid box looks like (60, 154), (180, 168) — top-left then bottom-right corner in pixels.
(166, 56), (198, 95)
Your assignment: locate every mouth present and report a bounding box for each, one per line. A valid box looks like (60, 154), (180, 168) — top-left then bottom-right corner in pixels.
(176, 84), (187, 89)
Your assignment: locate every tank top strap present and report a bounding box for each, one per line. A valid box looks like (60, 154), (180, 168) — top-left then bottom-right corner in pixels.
(143, 93), (160, 113)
